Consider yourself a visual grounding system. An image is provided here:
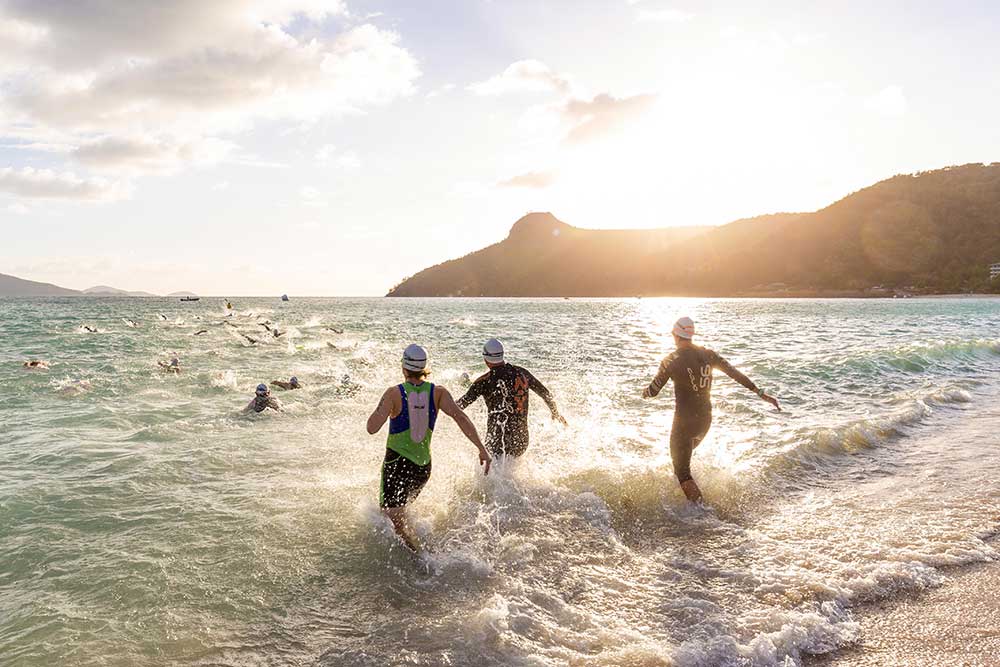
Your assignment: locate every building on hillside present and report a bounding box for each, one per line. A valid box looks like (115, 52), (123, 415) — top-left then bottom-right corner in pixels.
(991, 263), (1000, 280)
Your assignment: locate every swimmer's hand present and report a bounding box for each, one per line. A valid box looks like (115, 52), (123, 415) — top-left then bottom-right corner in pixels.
(553, 412), (568, 427)
(642, 387), (653, 399)
(761, 393), (781, 412)
(478, 446), (492, 476)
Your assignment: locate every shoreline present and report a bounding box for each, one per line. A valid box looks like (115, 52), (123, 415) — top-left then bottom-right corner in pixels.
(806, 557), (1000, 666)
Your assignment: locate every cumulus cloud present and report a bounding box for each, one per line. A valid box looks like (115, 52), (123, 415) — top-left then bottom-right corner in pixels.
(0, 166), (128, 201)
(469, 60), (573, 96)
(72, 136), (236, 172)
(562, 93), (658, 144)
(0, 1), (419, 186)
(497, 170), (558, 189)
(315, 144), (361, 169)
(866, 85), (907, 117)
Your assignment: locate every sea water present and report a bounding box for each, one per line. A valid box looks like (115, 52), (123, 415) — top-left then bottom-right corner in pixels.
(1, 297), (998, 666)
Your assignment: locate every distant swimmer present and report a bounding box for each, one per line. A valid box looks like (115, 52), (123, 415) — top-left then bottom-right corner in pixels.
(324, 326), (344, 334)
(82, 325), (98, 333)
(642, 317), (780, 503)
(271, 376), (301, 390)
(259, 323), (285, 338)
(193, 329), (209, 336)
(158, 314), (168, 321)
(237, 332), (259, 345)
(366, 344), (491, 552)
(23, 360), (50, 370)
(122, 318), (140, 328)
(226, 300), (234, 310)
(158, 356), (181, 374)
(245, 383), (282, 413)
(457, 338), (567, 459)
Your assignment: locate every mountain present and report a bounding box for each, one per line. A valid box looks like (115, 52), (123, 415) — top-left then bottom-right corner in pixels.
(83, 286), (159, 297)
(387, 213), (709, 297)
(0, 272), (81, 296)
(387, 163), (1000, 297)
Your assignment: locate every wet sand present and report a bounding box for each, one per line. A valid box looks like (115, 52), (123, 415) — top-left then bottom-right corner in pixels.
(808, 560), (1000, 666)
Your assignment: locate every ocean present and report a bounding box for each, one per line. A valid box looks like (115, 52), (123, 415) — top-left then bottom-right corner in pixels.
(1, 296), (998, 666)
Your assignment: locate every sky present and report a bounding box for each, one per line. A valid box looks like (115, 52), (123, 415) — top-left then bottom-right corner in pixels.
(1, 0), (999, 296)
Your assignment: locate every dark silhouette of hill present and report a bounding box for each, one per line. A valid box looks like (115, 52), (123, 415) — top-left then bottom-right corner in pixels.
(0, 272), (81, 296)
(387, 163), (1000, 296)
(387, 213), (709, 297)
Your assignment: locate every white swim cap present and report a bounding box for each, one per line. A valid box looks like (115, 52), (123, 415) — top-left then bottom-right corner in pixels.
(672, 316), (695, 339)
(483, 338), (505, 363)
(402, 344), (428, 372)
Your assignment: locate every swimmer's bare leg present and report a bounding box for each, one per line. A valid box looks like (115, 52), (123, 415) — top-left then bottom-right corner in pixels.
(382, 507), (420, 553)
(679, 479), (703, 503)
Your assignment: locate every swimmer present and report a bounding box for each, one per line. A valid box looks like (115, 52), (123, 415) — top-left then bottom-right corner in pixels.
(82, 325), (98, 333)
(324, 326), (344, 334)
(271, 376), (301, 390)
(193, 329), (209, 336)
(244, 383), (282, 413)
(366, 344), (491, 552)
(642, 317), (780, 503)
(457, 338), (567, 459)
(158, 314), (168, 321)
(122, 318), (140, 328)
(158, 357), (181, 374)
(238, 333), (259, 345)
(23, 360), (50, 370)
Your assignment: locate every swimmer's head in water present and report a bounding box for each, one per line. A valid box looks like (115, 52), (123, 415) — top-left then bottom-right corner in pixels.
(290, 376), (299, 387)
(672, 316), (695, 340)
(255, 383), (269, 397)
(483, 338), (505, 365)
(170, 357), (179, 367)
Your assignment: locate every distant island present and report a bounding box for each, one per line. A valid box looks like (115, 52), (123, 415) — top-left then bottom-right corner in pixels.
(388, 163), (1000, 297)
(0, 274), (200, 298)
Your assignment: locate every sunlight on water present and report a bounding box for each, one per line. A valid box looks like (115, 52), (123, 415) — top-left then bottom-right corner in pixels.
(1, 296), (998, 666)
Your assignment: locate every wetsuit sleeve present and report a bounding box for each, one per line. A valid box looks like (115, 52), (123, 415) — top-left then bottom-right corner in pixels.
(526, 371), (560, 416)
(456, 378), (485, 409)
(709, 351), (759, 394)
(646, 355), (675, 397)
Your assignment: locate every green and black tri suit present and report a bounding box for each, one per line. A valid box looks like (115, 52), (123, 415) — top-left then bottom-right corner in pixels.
(646, 345), (759, 482)
(380, 382), (437, 509)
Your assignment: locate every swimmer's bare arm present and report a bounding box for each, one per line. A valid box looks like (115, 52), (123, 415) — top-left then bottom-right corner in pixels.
(642, 355), (675, 399)
(711, 353), (781, 411)
(437, 387), (492, 476)
(366, 387), (400, 434)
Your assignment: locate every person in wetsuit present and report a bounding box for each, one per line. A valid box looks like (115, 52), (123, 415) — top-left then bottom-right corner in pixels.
(244, 383), (282, 413)
(457, 338), (567, 459)
(366, 344), (492, 552)
(643, 317), (780, 503)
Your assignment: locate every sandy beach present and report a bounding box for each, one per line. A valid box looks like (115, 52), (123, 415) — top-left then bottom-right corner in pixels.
(808, 556), (1000, 666)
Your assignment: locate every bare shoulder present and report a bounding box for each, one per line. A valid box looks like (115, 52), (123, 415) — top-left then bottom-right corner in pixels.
(433, 384), (453, 407)
(474, 371), (491, 383)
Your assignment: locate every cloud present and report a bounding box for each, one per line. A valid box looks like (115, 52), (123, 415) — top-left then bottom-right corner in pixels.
(0, 166), (128, 201)
(866, 85), (907, 117)
(637, 9), (695, 22)
(0, 2), (419, 186)
(299, 185), (328, 206)
(72, 136), (236, 172)
(469, 60), (572, 96)
(497, 170), (558, 189)
(561, 93), (658, 144)
(315, 144), (361, 169)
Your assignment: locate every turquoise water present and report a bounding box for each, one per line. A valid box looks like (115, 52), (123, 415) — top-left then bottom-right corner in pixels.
(1, 297), (999, 666)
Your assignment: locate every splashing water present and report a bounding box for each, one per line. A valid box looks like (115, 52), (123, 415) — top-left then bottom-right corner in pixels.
(1, 296), (998, 666)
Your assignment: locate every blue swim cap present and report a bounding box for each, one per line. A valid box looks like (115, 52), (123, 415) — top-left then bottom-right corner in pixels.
(290, 376), (298, 384)
(255, 383), (268, 395)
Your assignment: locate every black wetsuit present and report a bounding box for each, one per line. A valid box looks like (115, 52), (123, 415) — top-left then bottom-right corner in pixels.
(457, 363), (558, 458)
(646, 345), (759, 482)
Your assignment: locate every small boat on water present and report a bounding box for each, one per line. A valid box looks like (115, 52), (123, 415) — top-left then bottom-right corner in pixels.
(281, 294), (290, 302)
(180, 297), (200, 302)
